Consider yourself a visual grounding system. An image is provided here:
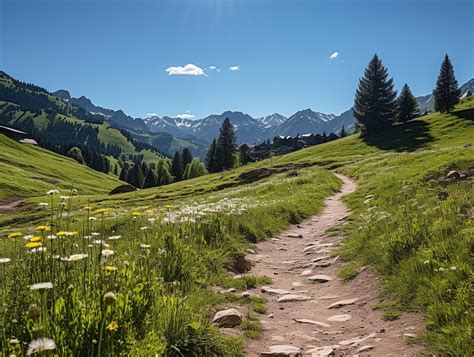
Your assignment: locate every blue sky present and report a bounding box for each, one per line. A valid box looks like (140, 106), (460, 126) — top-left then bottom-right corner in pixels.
(1, 0), (473, 119)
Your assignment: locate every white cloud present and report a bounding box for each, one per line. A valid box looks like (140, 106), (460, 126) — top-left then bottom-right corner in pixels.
(229, 65), (240, 71)
(329, 52), (339, 60)
(166, 63), (206, 76)
(146, 112), (158, 117)
(208, 66), (217, 70)
(176, 113), (195, 119)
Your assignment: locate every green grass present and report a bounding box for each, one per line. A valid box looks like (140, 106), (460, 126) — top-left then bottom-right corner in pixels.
(1, 96), (473, 355)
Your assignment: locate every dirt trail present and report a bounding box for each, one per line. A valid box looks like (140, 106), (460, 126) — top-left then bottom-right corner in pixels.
(0, 197), (24, 212)
(245, 174), (423, 356)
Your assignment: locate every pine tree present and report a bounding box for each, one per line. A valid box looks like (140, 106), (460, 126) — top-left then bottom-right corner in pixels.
(433, 54), (461, 113)
(181, 148), (193, 168)
(127, 162), (144, 188)
(143, 169), (158, 188)
(396, 83), (419, 123)
(215, 118), (236, 171)
(113, 165), (118, 176)
(205, 139), (218, 173)
(141, 162), (149, 178)
(171, 151), (184, 181)
(119, 163), (129, 181)
(354, 54), (397, 135)
(339, 125), (347, 138)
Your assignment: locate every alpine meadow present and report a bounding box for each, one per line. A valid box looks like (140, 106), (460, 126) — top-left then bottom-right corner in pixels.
(1, 0), (473, 356)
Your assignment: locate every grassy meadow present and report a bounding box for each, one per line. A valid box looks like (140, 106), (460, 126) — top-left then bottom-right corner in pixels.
(1, 97), (473, 355)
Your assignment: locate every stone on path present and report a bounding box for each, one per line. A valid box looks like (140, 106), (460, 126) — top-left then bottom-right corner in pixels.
(307, 274), (332, 283)
(327, 314), (352, 322)
(305, 346), (335, 356)
(261, 286), (291, 295)
(277, 294), (311, 302)
(212, 308), (242, 328)
(260, 345), (302, 356)
(327, 298), (359, 309)
(357, 345), (374, 353)
(294, 318), (331, 328)
(301, 269), (313, 276)
(339, 332), (376, 346)
(292, 281), (303, 287)
(312, 255), (331, 262)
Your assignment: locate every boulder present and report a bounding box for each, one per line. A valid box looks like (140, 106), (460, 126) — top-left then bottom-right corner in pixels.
(306, 274), (332, 283)
(446, 170), (461, 179)
(109, 184), (137, 195)
(212, 308), (242, 328)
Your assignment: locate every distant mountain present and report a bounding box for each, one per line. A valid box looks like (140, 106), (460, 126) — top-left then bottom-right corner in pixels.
(416, 78), (474, 113)
(274, 109), (336, 137)
(256, 113), (287, 128)
(52, 90), (148, 131)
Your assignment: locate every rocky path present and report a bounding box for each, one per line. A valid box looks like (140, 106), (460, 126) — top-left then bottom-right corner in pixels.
(244, 174), (423, 356)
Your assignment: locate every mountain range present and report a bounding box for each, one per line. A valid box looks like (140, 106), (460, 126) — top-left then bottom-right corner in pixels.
(53, 78), (473, 146)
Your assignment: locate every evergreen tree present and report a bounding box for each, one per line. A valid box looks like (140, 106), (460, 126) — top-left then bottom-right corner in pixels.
(181, 148), (193, 168)
(205, 139), (218, 173)
(183, 158), (207, 179)
(354, 54), (397, 135)
(433, 54), (461, 113)
(339, 125), (347, 138)
(239, 144), (251, 165)
(215, 118), (236, 171)
(119, 163), (129, 182)
(396, 83), (419, 123)
(171, 151), (184, 181)
(141, 162), (149, 178)
(128, 162), (144, 188)
(113, 165), (118, 176)
(67, 147), (84, 164)
(143, 169), (158, 188)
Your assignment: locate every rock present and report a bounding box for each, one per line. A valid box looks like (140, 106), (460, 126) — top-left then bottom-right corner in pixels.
(225, 255), (253, 273)
(307, 274), (332, 283)
(305, 346), (335, 356)
(327, 314), (351, 322)
(261, 286), (292, 295)
(446, 170), (461, 179)
(327, 298), (359, 309)
(292, 282), (303, 287)
(466, 168), (474, 177)
(287, 234), (301, 239)
(313, 261), (331, 268)
(225, 288), (236, 293)
(260, 345), (302, 356)
(212, 308), (242, 328)
(294, 319), (331, 328)
(403, 333), (417, 339)
(357, 345), (374, 353)
(241, 291), (251, 297)
(278, 294), (311, 302)
(247, 248), (256, 254)
(437, 191), (449, 200)
(313, 255), (331, 262)
(301, 269), (313, 276)
(109, 184), (137, 195)
(339, 332), (376, 346)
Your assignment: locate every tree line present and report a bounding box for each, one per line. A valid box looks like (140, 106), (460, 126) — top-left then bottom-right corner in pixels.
(354, 54), (462, 136)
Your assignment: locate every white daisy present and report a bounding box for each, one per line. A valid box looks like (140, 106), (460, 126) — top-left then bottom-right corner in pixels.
(46, 190), (59, 195)
(0, 258), (11, 264)
(108, 235), (121, 240)
(30, 282), (53, 290)
(27, 337), (56, 355)
(101, 249), (114, 257)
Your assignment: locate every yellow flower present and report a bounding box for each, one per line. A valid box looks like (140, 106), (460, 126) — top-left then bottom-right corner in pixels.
(30, 236), (42, 242)
(143, 205), (151, 210)
(56, 231), (68, 237)
(132, 211), (141, 217)
(8, 232), (23, 239)
(164, 204), (173, 209)
(37, 225), (50, 232)
(25, 242), (42, 249)
(106, 321), (119, 331)
(104, 265), (118, 272)
(95, 208), (110, 214)
(83, 206), (93, 211)
(69, 231), (79, 236)
(146, 209), (154, 213)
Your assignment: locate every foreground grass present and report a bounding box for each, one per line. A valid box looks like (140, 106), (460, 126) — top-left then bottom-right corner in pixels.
(0, 166), (339, 355)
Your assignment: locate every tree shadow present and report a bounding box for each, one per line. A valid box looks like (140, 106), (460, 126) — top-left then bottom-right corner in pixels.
(363, 120), (434, 152)
(451, 108), (474, 121)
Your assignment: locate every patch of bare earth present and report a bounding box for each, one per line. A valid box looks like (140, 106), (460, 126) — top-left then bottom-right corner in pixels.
(244, 174), (424, 356)
(0, 197), (24, 212)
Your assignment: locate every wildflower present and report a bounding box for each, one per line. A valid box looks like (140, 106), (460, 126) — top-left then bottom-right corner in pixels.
(140, 226), (148, 230)
(132, 211), (141, 217)
(23, 235), (34, 240)
(9, 338), (20, 344)
(8, 232), (22, 239)
(47, 190), (60, 195)
(450, 266), (457, 271)
(28, 303), (41, 320)
(105, 265), (118, 272)
(31, 247), (47, 253)
(106, 321), (119, 331)
(91, 232), (100, 236)
(108, 235), (121, 240)
(37, 225), (50, 232)
(95, 208), (110, 214)
(30, 282), (53, 290)
(26, 337), (56, 355)
(56, 231), (68, 237)
(47, 235), (57, 240)
(83, 205), (93, 211)
(60, 195), (69, 200)
(71, 189), (78, 194)
(66, 231), (79, 237)
(61, 254), (88, 262)
(103, 292), (117, 305)
(438, 267), (445, 271)
(25, 242), (42, 249)
(140, 244), (151, 249)
(30, 236), (42, 242)
(423, 260), (430, 264)
(89, 217), (97, 221)
(0, 258), (11, 264)
(164, 204), (173, 209)
(38, 202), (48, 207)
(101, 249), (114, 257)
(146, 209), (154, 213)
(148, 218), (156, 223)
